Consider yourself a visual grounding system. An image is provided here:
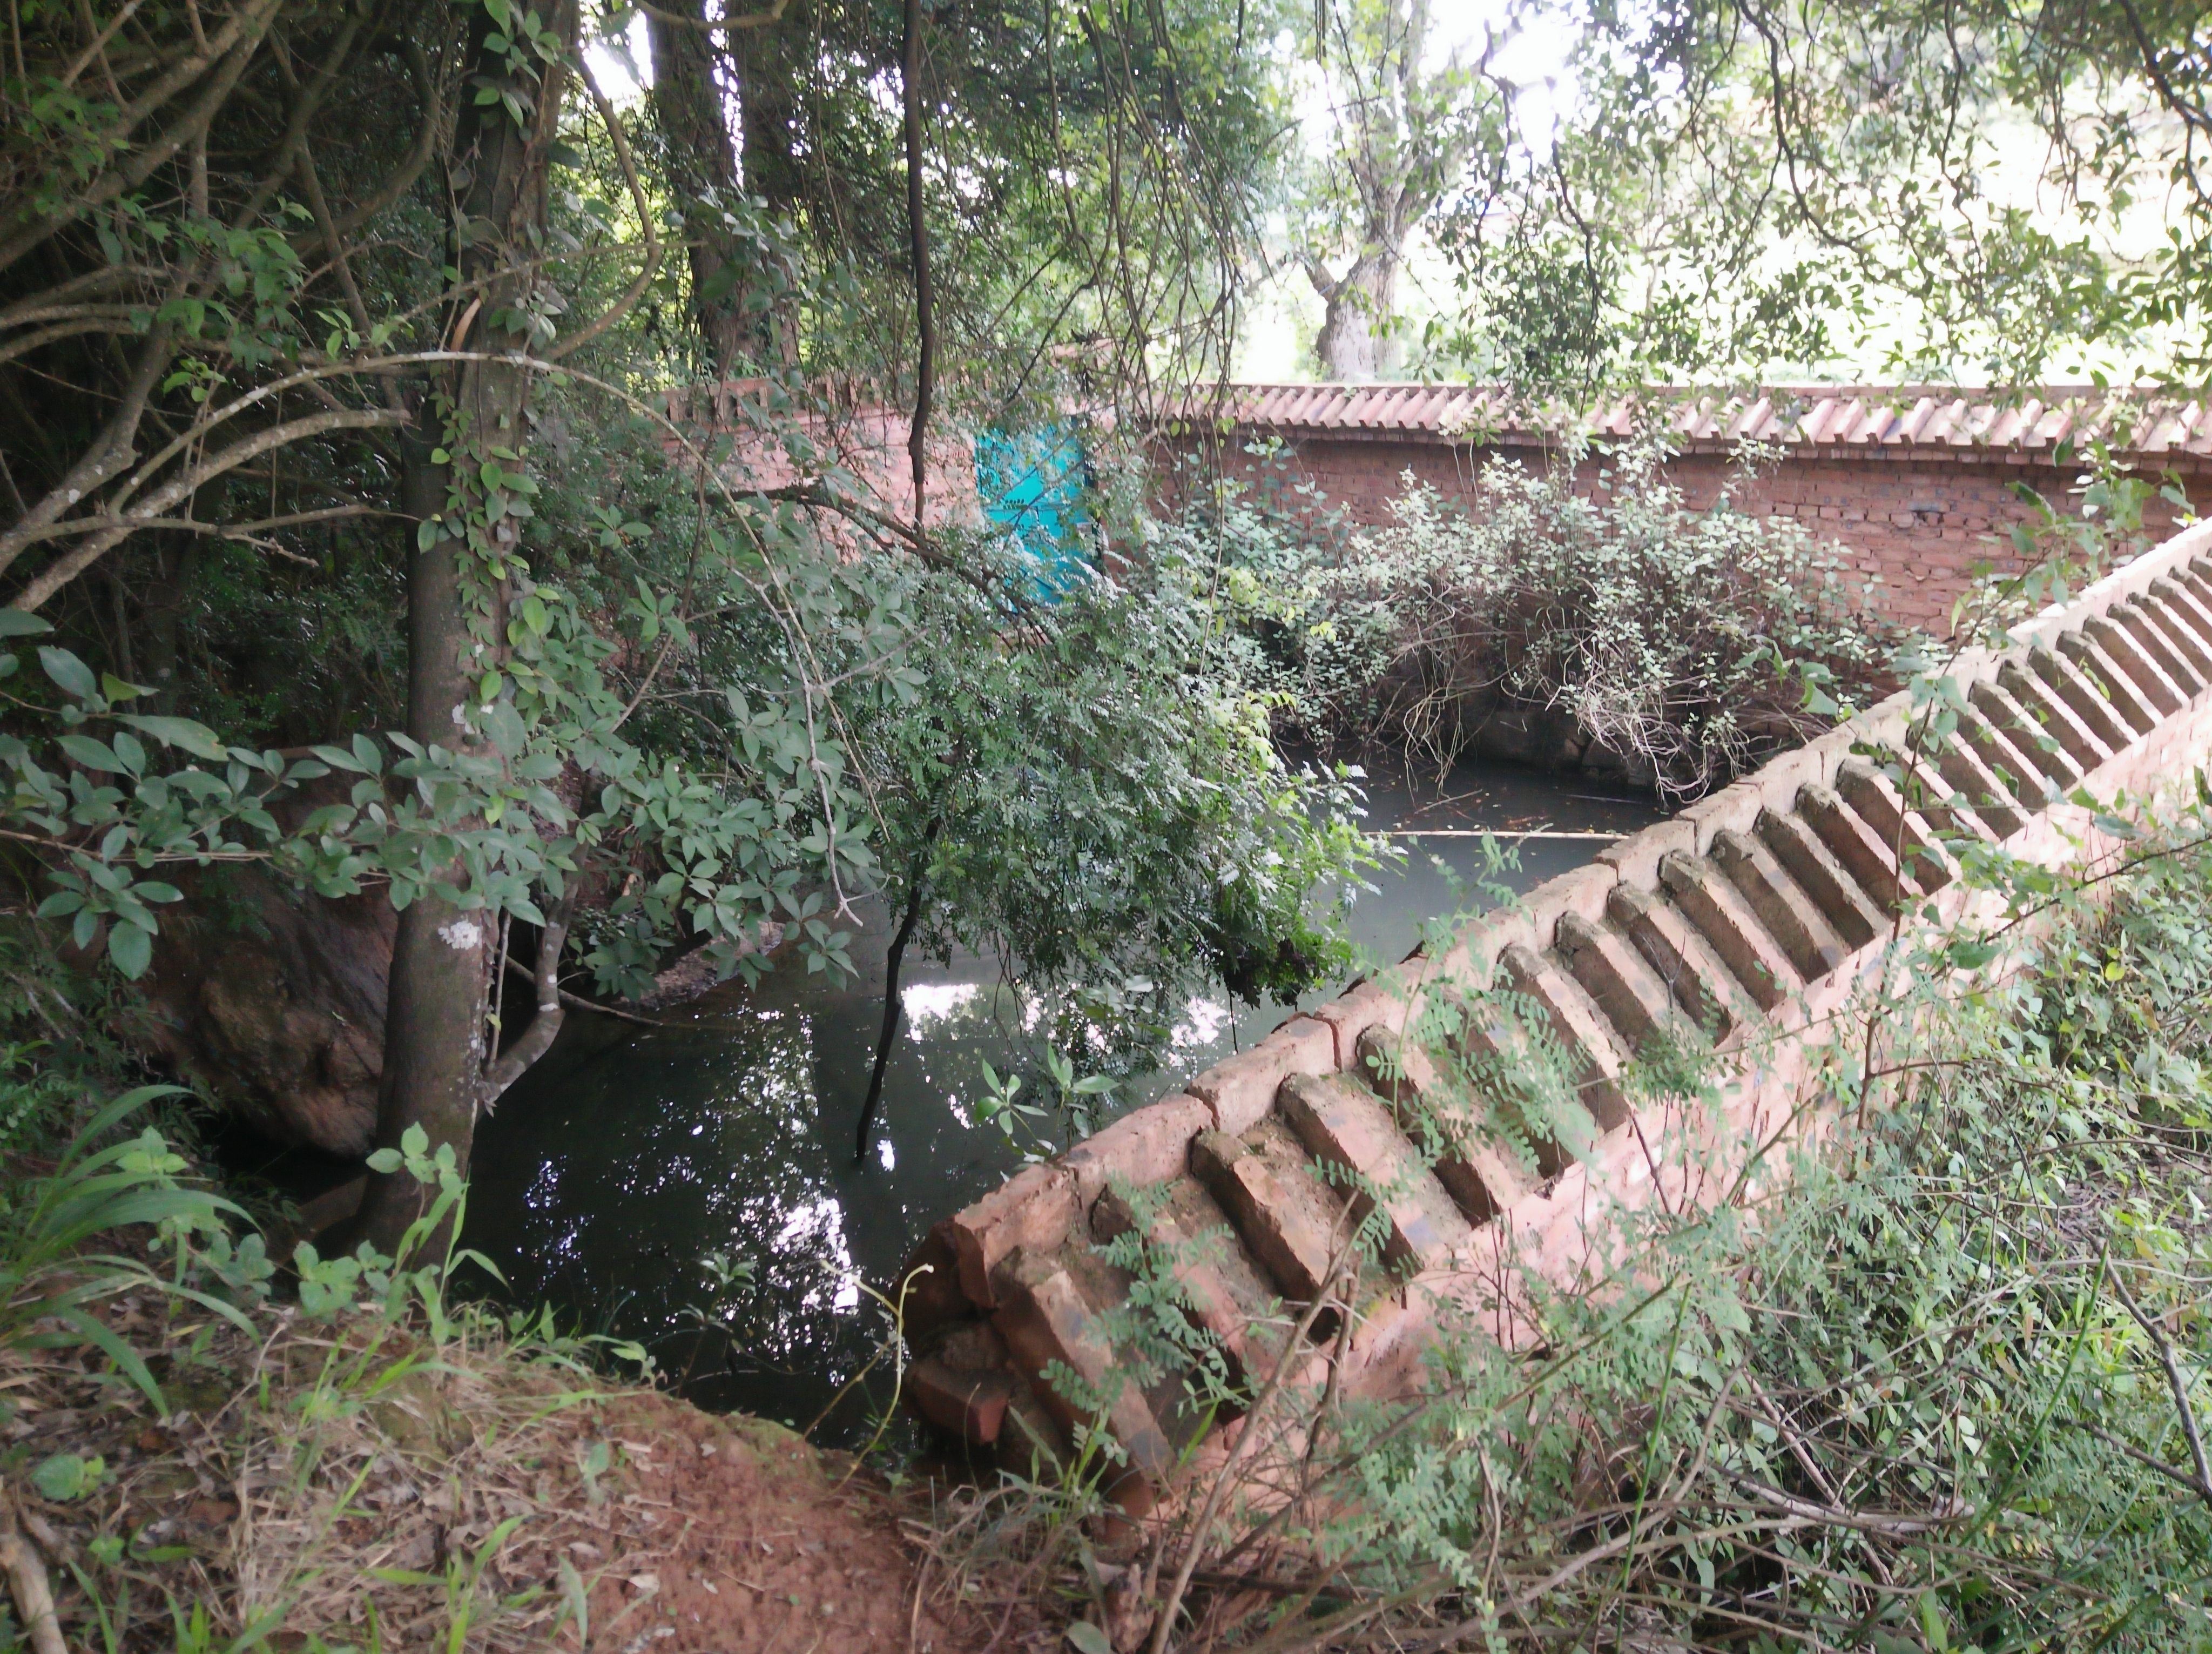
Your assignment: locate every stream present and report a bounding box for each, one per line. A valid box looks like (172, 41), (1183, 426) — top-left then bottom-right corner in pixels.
(461, 760), (1666, 1445)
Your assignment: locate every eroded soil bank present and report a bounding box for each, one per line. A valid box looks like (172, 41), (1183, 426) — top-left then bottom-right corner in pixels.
(0, 1293), (1029, 1652)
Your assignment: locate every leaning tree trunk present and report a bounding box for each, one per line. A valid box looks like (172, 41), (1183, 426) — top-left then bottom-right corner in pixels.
(351, 3), (576, 1258)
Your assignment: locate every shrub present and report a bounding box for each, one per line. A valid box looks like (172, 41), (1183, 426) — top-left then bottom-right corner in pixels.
(1206, 433), (1890, 800)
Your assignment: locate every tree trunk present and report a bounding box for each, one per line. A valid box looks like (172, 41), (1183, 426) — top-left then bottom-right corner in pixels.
(349, 3), (575, 1259)
(140, 533), (203, 714)
(350, 427), (495, 1255)
(648, 0), (753, 371)
(853, 876), (924, 1163)
(1311, 247), (1402, 380)
(854, 819), (939, 1161)
(649, 0), (801, 369)
(728, 17), (804, 367)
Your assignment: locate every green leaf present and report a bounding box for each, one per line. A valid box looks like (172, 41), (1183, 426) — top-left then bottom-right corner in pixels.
(107, 920), (153, 979)
(0, 610), (52, 637)
(120, 715), (229, 761)
(56, 734), (123, 772)
(31, 1452), (105, 1502)
(38, 646), (98, 700)
(365, 1148), (403, 1173)
(99, 673), (145, 703)
(1065, 1622), (1115, 1654)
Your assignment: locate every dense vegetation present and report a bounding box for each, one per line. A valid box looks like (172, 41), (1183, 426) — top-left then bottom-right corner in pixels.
(1434, 0), (2212, 392)
(1197, 434), (1891, 800)
(0, 0), (2209, 1648)
(0, 0), (1381, 1246)
(930, 811), (2212, 1654)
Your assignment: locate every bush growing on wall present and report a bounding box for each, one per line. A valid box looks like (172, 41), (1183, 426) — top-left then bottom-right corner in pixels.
(1204, 433), (1891, 800)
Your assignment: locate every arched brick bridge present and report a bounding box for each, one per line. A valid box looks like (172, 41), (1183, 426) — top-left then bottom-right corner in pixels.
(896, 517), (2212, 1487)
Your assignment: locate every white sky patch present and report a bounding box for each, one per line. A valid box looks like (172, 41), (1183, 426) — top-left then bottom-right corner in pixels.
(902, 982), (981, 1034)
(583, 12), (653, 104)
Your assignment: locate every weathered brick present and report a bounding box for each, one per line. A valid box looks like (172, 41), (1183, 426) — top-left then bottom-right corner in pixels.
(1061, 1092), (1211, 1212)
(1186, 1016), (1337, 1135)
(946, 1162), (1079, 1309)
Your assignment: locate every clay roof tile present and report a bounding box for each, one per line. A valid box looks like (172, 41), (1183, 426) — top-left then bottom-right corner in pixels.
(1723, 395), (1771, 441)
(1148, 381), (2202, 466)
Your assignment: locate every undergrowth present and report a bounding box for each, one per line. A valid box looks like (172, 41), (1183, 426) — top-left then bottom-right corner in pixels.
(0, 994), (755, 1654)
(1192, 432), (1889, 802)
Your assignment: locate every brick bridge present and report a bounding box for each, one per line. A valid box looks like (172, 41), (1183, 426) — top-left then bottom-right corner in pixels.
(896, 515), (2212, 1492)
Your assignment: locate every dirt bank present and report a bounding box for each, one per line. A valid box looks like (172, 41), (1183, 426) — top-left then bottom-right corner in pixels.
(0, 1292), (1015, 1652)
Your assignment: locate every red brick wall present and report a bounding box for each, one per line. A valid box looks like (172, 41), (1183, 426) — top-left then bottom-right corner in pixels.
(1159, 432), (2212, 636)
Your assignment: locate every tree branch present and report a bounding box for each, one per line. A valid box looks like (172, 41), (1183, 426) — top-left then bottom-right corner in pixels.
(0, 0), (286, 275)
(545, 65), (665, 364)
(325, 41), (445, 244)
(2108, 1266), (2212, 1511)
(482, 900), (574, 1108)
(0, 327), (174, 575)
(7, 408), (408, 609)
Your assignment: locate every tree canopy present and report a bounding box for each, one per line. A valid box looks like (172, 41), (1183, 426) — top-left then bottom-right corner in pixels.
(1430, 0), (2212, 392)
(0, 0), (1371, 1237)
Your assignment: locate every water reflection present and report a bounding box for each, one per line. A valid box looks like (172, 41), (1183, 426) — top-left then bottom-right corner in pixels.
(463, 759), (1664, 1443)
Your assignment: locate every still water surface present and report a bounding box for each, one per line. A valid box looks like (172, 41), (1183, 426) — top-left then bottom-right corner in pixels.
(463, 761), (1664, 1443)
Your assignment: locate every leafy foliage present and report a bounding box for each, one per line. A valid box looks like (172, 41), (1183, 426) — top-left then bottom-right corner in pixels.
(1203, 432), (1888, 799)
(1435, 0), (2212, 391)
(0, 0), (1359, 1147)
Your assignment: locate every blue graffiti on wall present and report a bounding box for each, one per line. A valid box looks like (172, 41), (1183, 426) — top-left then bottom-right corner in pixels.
(974, 425), (1092, 600)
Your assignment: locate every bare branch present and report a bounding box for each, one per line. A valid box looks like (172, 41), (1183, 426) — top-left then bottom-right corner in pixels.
(8, 407), (408, 609)
(481, 900), (574, 1107)
(0, 0), (286, 275)
(2108, 1266), (2212, 1511)
(545, 65), (665, 364)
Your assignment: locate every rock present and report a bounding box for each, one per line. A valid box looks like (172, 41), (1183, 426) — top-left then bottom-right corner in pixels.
(133, 816), (784, 1158)
(140, 864), (393, 1157)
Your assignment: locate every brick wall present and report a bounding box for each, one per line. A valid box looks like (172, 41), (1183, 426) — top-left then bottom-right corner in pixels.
(1160, 431), (2212, 636)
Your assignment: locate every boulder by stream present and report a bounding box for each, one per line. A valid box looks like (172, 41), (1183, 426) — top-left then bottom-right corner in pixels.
(140, 869), (394, 1157)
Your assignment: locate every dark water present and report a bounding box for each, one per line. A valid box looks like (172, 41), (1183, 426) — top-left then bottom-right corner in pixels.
(462, 760), (1664, 1443)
